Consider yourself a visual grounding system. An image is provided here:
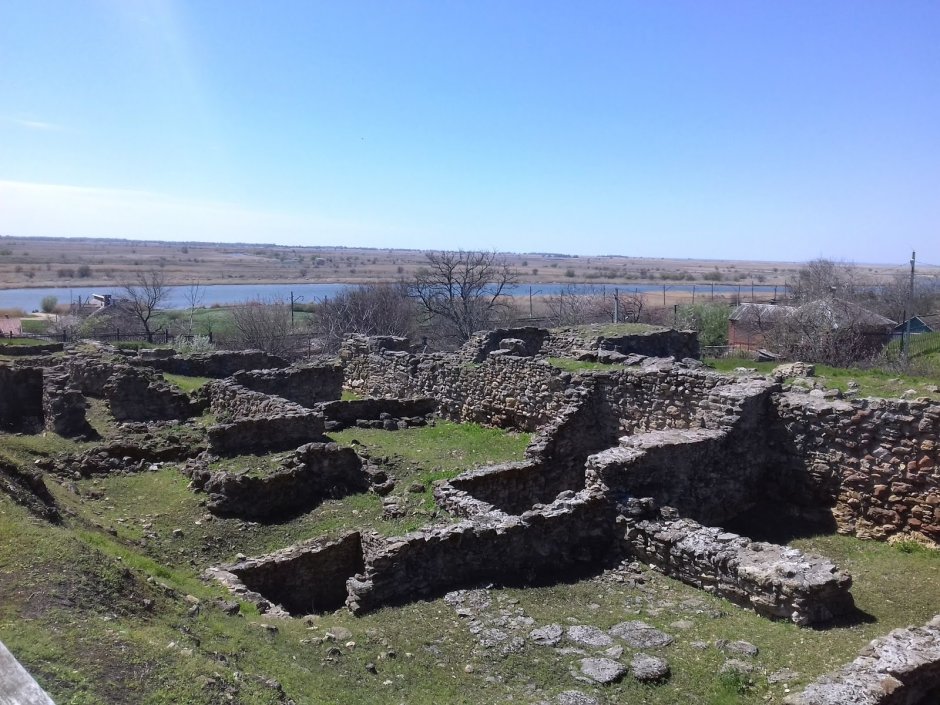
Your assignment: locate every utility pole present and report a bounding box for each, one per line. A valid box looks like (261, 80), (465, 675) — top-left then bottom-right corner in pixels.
(904, 251), (915, 360)
(613, 288), (619, 324)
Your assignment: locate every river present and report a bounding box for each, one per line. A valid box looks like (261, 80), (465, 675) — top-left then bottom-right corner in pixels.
(0, 282), (782, 312)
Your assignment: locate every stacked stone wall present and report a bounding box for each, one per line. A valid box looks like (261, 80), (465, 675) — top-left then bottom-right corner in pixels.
(0, 341), (64, 356)
(773, 392), (940, 542)
(786, 615), (940, 704)
(542, 327), (699, 360)
(0, 366), (44, 432)
(188, 443), (367, 519)
(209, 533), (365, 616)
(621, 510), (854, 626)
(65, 356), (117, 397)
(231, 364), (343, 407)
(205, 380), (324, 455)
(346, 489), (617, 613)
(319, 397), (436, 431)
(131, 349), (288, 378)
(458, 327), (550, 363)
(42, 369), (92, 438)
(105, 367), (199, 422)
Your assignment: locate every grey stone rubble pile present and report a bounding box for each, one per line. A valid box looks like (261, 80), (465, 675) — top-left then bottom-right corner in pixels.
(785, 615), (940, 704)
(541, 325), (699, 361)
(41, 437), (199, 477)
(42, 368), (94, 438)
(318, 397), (436, 431)
(185, 442), (369, 520)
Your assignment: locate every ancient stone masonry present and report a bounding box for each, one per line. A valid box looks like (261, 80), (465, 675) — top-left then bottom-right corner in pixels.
(42, 368), (93, 438)
(319, 397), (437, 431)
(205, 380), (325, 455)
(208, 532), (365, 616)
(186, 442), (368, 520)
(436, 391), (621, 516)
(619, 506), (854, 626)
(458, 327), (551, 363)
(773, 392), (940, 542)
(785, 615), (940, 705)
(345, 489), (617, 614)
(105, 366), (201, 422)
(0, 365), (44, 432)
(542, 327), (699, 361)
(65, 355), (119, 397)
(130, 349), (288, 378)
(231, 364), (343, 407)
(0, 341), (64, 356)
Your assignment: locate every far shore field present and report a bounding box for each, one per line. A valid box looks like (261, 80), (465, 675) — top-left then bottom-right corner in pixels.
(1, 235), (926, 293)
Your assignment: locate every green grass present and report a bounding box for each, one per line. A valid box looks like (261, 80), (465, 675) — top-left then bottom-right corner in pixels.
(341, 389), (362, 401)
(0, 336), (48, 346)
(162, 373), (212, 393)
(705, 357), (940, 399)
(20, 317), (50, 334)
(547, 357), (621, 372)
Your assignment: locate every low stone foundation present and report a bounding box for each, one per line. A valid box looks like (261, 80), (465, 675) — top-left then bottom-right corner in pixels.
(621, 508), (854, 626)
(208, 532), (365, 615)
(0, 341), (64, 356)
(105, 367), (200, 422)
(346, 489), (617, 613)
(231, 364), (343, 407)
(188, 443), (368, 520)
(205, 380), (325, 455)
(131, 349), (288, 377)
(785, 615), (940, 704)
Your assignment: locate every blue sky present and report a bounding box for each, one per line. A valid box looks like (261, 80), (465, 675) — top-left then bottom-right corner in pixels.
(1, 1), (938, 265)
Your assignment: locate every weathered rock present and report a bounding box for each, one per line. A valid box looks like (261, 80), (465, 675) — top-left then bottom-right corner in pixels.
(630, 653), (670, 682)
(608, 621), (674, 649)
(578, 657), (626, 684)
(566, 625), (613, 649)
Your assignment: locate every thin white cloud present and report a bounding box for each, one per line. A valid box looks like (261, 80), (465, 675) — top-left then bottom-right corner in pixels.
(2, 117), (66, 132)
(0, 180), (414, 244)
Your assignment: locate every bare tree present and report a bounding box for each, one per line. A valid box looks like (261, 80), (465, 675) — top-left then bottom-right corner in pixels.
(311, 282), (417, 352)
(120, 269), (170, 342)
(183, 279), (205, 336)
(411, 250), (518, 341)
(791, 258), (858, 302)
(229, 297), (293, 356)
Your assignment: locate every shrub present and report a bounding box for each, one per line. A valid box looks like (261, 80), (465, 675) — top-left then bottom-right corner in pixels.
(40, 296), (58, 313)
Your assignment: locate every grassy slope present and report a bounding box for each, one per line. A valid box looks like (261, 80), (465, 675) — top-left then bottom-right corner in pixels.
(2, 418), (939, 705)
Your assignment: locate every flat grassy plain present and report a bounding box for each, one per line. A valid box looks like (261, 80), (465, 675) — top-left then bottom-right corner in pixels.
(4, 234), (926, 291)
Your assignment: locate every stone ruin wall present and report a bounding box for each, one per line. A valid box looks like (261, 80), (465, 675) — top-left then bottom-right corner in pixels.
(186, 442), (368, 520)
(319, 397), (437, 431)
(0, 366), (44, 432)
(620, 508), (854, 626)
(205, 380), (324, 455)
(130, 349), (288, 378)
(541, 327), (700, 361)
(341, 335), (940, 545)
(786, 615), (940, 705)
(104, 366), (200, 422)
(345, 489), (617, 614)
(230, 364), (343, 407)
(774, 392), (940, 543)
